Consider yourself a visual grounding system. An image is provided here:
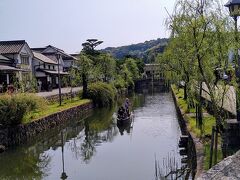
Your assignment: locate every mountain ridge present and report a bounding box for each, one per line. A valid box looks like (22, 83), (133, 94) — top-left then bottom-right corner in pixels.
(101, 38), (169, 63)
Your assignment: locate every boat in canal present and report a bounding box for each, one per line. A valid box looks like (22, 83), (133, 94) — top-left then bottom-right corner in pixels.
(117, 112), (132, 125)
(117, 111), (133, 135)
(117, 107), (132, 126)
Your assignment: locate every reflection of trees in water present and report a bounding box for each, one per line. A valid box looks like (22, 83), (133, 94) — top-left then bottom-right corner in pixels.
(154, 152), (191, 180)
(0, 147), (51, 179)
(72, 95), (144, 163)
(67, 108), (119, 163)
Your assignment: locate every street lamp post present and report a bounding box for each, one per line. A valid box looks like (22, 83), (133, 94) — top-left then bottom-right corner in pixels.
(225, 0), (240, 121)
(56, 53), (62, 106)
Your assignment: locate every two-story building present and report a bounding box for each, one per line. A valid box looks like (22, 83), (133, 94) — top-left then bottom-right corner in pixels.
(32, 45), (73, 91)
(33, 45), (77, 72)
(0, 40), (33, 91)
(33, 51), (65, 91)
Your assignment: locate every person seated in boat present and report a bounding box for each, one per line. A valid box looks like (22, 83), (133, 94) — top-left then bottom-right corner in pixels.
(124, 98), (131, 116)
(118, 106), (125, 119)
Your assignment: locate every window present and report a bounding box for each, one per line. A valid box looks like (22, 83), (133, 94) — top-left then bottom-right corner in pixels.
(20, 55), (29, 65)
(48, 65), (50, 69)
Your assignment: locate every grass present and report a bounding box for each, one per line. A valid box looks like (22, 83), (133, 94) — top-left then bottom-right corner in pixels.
(23, 97), (91, 124)
(203, 142), (223, 170)
(172, 85), (192, 113)
(172, 84), (223, 170)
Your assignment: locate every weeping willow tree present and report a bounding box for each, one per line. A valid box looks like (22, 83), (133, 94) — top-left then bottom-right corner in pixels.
(159, 0), (235, 165)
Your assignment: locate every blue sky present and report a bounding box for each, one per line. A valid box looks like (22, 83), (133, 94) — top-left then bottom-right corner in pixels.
(0, 0), (175, 53)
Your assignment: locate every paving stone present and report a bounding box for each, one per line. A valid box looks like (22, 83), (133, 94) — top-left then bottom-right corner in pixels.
(198, 151), (240, 180)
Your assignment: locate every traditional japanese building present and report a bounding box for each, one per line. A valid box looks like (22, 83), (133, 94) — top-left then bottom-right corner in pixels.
(0, 40), (33, 91)
(33, 45), (77, 72)
(32, 51), (69, 91)
(32, 45), (74, 91)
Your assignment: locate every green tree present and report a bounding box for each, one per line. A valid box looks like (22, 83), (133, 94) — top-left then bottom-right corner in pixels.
(76, 53), (93, 98)
(162, 0), (234, 166)
(124, 58), (140, 81)
(97, 53), (116, 82)
(82, 39), (103, 55)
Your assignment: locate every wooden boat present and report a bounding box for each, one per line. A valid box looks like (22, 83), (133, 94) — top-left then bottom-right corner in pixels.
(117, 112), (132, 126)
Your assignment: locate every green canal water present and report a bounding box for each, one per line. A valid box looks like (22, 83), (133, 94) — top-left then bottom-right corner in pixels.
(0, 93), (187, 180)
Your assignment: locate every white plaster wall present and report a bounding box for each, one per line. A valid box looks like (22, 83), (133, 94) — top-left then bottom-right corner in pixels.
(35, 71), (46, 77)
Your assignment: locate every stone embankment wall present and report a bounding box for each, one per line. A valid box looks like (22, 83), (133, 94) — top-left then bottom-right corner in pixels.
(198, 150), (240, 179)
(0, 101), (93, 150)
(171, 88), (200, 179)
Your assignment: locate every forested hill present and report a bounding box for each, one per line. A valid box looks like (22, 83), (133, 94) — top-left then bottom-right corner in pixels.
(101, 38), (169, 63)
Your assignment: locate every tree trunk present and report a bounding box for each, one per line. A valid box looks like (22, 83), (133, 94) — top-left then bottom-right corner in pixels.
(82, 73), (88, 98)
(209, 126), (215, 169)
(214, 127), (218, 165)
(198, 82), (203, 128)
(184, 83), (188, 100)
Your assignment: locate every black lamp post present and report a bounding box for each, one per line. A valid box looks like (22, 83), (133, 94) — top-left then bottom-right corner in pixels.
(56, 53), (62, 106)
(225, 0), (240, 121)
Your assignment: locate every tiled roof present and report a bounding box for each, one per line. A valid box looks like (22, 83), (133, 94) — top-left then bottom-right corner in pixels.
(225, 0), (240, 7)
(31, 47), (46, 52)
(70, 53), (79, 57)
(33, 52), (58, 65)
(0, 40), (25, 54)
(44, 45), (77, 60)
(44, 54), (58, 62)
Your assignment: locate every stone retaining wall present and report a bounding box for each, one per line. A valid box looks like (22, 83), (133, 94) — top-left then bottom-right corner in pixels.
(0, 101), (93, 150)
(171, 87), (202, 179)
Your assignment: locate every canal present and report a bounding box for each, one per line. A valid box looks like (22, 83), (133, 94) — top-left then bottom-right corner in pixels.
(0, 93), (186, 180)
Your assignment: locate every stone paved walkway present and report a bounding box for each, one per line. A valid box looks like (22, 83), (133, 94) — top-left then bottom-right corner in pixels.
(36, 87), (82, 98)
(198, 151), (240, 180)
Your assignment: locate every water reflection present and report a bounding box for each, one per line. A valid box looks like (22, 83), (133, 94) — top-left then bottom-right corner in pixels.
(155, 152), (191, 180)
(117, 122), (132, 136)
(60, 131), (67, 180)
(0, 144), (51, 179)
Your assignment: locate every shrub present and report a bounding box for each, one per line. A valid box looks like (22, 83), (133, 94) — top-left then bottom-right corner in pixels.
(86, 82), (116, 107)
(0, 94), (46, 126)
